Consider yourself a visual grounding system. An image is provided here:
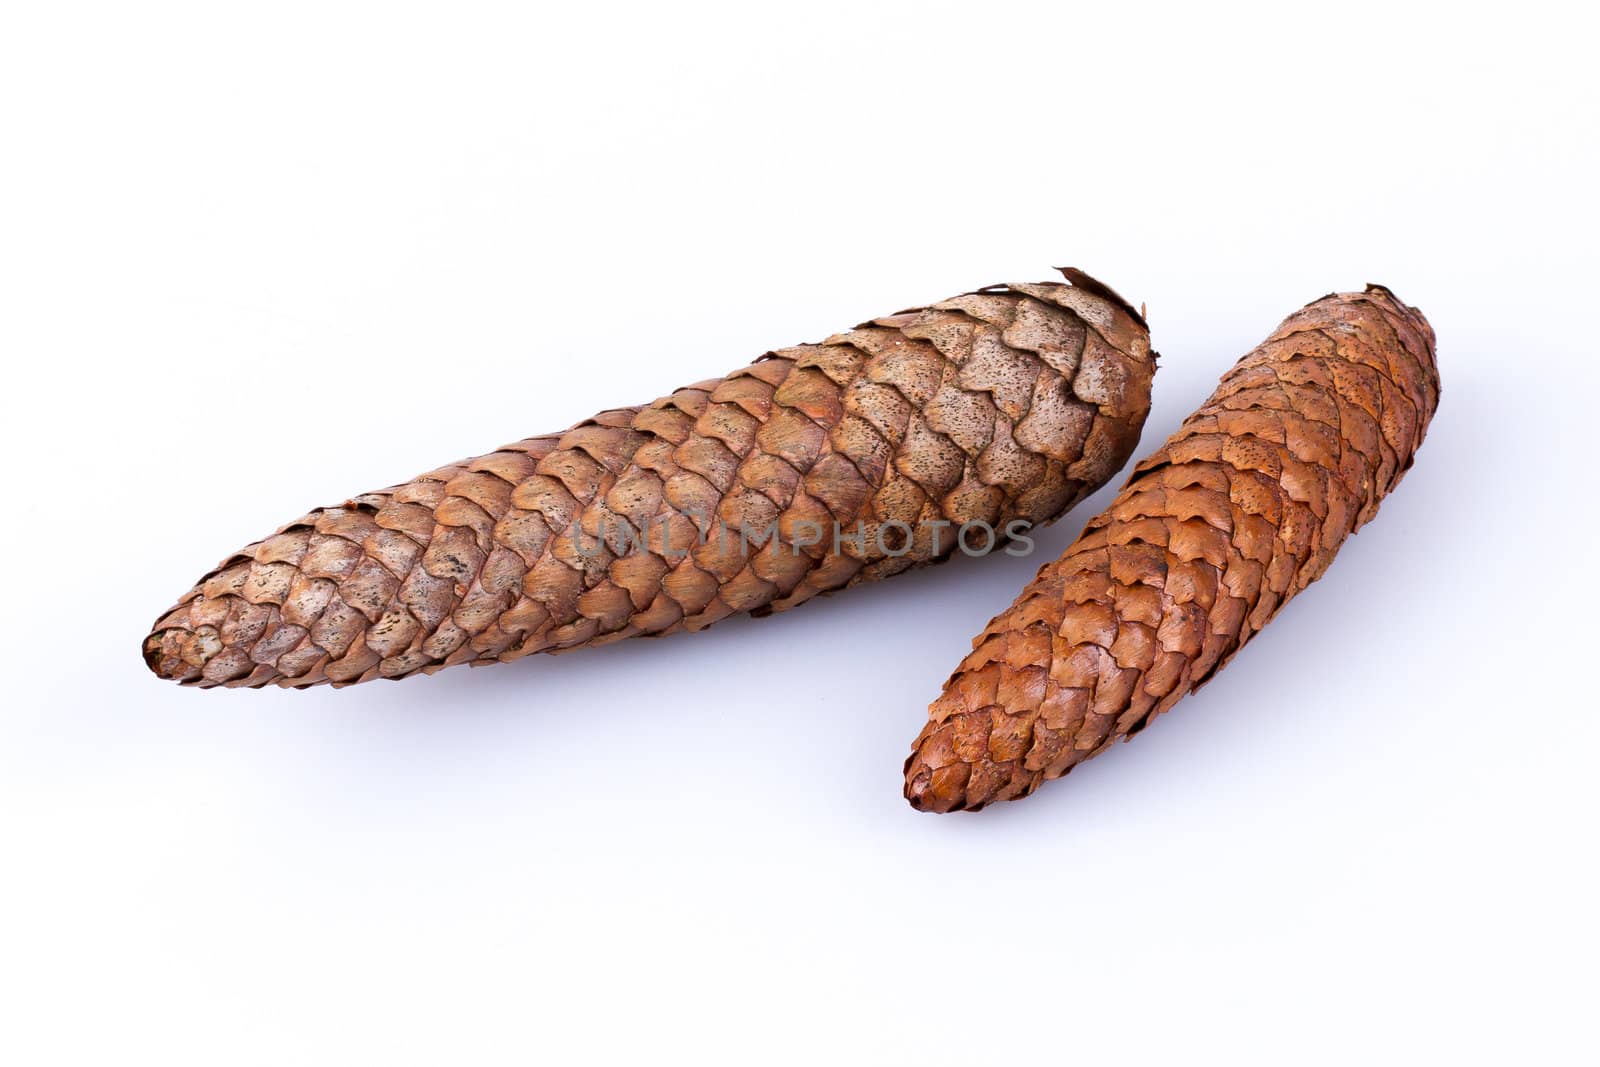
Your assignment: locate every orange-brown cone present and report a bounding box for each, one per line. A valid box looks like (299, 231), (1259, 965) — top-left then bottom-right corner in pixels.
(906, 285), (1438, 811)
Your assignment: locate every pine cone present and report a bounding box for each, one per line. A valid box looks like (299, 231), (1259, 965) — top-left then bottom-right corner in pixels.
(905, 285), (1438, 811)
(146, 269), (1155, 688)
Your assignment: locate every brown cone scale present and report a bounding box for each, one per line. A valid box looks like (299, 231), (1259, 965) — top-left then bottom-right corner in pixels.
(146, 270), (1155, 689)
(905, 285), (1439, 812)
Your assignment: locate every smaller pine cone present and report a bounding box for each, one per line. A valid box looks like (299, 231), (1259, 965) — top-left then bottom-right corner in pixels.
(146, 269), (1155, 689)
(905, 285), (1439, 812)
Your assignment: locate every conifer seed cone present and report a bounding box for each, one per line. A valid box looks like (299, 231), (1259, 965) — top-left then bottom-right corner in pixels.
(145, 269), (1155, 688)
(905, 285), (1438, 811)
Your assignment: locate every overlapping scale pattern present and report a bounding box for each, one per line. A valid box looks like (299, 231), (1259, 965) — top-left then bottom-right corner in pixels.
(905, 285), (1438, 811)
(146, 270), (1154, 688)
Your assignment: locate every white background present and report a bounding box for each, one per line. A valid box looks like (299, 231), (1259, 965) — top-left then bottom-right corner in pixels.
(3, 2), (1596, 1063)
